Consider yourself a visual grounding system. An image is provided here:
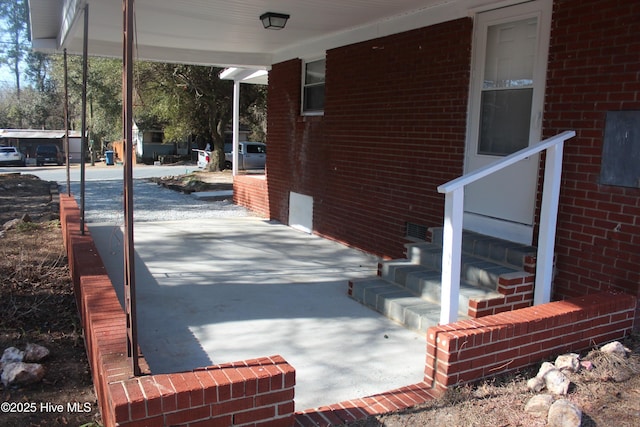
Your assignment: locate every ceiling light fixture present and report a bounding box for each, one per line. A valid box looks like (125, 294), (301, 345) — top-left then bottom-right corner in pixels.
(260, 12), (290, 30)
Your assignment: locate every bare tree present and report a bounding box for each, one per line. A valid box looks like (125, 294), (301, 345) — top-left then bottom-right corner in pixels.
(0, 0), (29, 98)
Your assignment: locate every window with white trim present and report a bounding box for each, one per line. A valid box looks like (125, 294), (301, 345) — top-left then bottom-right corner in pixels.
(302, 58), (325, 114)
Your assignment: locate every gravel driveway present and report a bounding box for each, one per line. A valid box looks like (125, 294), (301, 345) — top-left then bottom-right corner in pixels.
(65, 179), (251, 224)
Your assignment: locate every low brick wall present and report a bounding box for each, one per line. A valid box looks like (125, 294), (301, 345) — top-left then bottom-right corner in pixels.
(234, 174), (270, 218)
(425, 291), (636, 390)
(60, 195), (295, 427)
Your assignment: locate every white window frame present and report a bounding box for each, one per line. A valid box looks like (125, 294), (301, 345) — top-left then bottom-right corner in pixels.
(301, 57), (326, 116)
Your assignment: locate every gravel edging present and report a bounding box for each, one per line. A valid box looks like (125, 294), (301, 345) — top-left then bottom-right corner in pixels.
(65, 179), (252, 224)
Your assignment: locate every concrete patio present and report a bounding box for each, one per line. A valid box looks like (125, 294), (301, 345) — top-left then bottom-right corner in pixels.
(87, 216), (426, 411)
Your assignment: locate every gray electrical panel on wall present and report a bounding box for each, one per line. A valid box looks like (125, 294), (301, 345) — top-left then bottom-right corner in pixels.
(600, 111), (640, 188)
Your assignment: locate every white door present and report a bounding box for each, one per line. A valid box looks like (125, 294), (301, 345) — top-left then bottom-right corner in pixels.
(464, 0), (551, 244)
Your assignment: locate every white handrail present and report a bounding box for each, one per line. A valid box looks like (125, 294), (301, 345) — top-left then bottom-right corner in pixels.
(436, 130), (576, 324)
(438, 131), (576, 193)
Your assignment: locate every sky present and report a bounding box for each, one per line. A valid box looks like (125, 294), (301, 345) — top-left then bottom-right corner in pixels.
(0, 66), (17, 87)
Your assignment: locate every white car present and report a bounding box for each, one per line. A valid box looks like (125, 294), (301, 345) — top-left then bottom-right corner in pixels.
(0, 146), (26, 167)
(196, 142), (266, 170)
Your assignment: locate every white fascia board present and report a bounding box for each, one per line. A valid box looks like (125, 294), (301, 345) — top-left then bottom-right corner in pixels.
(220, 68), (269, 84)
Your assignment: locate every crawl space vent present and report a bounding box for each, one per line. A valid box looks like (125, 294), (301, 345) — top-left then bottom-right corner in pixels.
(405, 222), (428, 241)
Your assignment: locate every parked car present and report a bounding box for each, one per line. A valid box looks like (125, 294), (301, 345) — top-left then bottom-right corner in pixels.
(36, 145), (64, 166)
(224, 142), (266, 170)
(0, 146), (26, 167)
(196, 142), (266, 170)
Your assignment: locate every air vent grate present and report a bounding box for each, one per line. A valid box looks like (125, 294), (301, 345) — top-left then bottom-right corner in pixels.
(405, 222), (428, 241)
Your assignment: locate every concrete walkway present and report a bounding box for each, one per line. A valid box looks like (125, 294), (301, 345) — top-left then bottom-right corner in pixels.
(88, 217), (426, 411)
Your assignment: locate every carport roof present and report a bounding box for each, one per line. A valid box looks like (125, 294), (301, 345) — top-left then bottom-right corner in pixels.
(28, 0), (496, 69)
(0, 129), (83, 139)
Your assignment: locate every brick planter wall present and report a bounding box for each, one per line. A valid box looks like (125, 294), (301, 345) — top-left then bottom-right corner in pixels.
(234, 174), (270, 218)
(425, 291), (636, 390)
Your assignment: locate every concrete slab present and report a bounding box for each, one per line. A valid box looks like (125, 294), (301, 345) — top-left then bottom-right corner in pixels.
(88, 217), (426, 411)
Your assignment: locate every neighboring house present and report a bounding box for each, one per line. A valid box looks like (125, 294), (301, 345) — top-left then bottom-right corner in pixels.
(0, 129), (84, 163)
(132, 122), (248, 162)
(132, 122), (174, 162)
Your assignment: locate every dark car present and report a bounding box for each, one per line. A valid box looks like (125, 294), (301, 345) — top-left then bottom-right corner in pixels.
(36, 145), (64, 166)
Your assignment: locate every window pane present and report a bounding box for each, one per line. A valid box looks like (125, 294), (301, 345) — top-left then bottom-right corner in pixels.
(478, 88), (533, 156)
(483, 18), (536, 90)
(305, 60), (325, 85)
(304, 85), (325, 111)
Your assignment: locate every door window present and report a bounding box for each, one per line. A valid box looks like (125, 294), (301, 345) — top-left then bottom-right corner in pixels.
(478, 18), (537, 156)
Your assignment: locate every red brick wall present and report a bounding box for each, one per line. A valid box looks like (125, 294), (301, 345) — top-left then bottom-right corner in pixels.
(426, 291), (636, 390)
(265, 58), (316, 224)
(543, 0), (640, 324)
(266, 19), (472, 258)
(234, 174), (270, 218)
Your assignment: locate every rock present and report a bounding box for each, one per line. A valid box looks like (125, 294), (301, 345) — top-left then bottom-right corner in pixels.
(547, 399), (582, 427)
(580, 360), (593, 371)
(3, 218), (21, 231)
(524, 394), (554, 418)
(555, 353), (580, 373)
(600, 341), (630, 357)
(544, 369), (571, 395)
(1, 362), (45, 387)
(24, 343), (50, 362)
(0, 347), (25, 370)
(536, 361), (556, 378)
(527, 376), (546, 392)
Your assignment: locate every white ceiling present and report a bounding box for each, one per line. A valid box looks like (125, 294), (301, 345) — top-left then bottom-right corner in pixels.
(29, 0), (505, 69)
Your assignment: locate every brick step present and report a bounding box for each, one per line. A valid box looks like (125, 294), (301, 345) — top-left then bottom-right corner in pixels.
(348, 229), (538, 332)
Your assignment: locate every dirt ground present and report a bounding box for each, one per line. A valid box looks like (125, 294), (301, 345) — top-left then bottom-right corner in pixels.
(348, 339), (640, 426)
(0, 171), (638, 427)
(0, 173), (100, 426)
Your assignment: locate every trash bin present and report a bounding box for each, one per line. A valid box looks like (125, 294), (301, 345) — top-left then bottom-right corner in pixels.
(105, 151), (114, 166)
